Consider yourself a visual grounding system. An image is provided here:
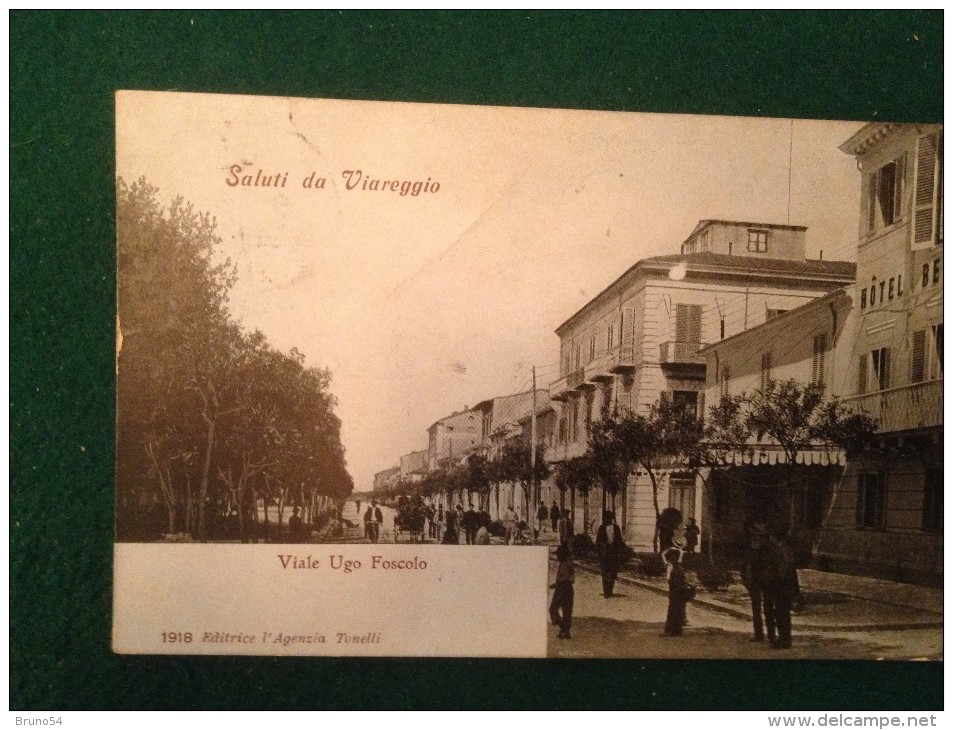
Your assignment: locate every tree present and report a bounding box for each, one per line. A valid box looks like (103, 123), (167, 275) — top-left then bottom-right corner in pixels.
(554, 454), (595, 524)
(588, 397), (702, 551)
(116, 177), (353, 541)
(495, 440), (550, 521)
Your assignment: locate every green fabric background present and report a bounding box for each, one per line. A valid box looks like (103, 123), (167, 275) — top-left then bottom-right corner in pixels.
(10, 10), (943, 710)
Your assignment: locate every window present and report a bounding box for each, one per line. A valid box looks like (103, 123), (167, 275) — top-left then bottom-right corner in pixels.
(720, 366), (731, 398)
(748, 229), (768, 253)
(922, 467), (943, 532)
(860, 287), (867, 310)
(671, 390), (699, 415)
(720, 317), (725, 340)
(865, 155), (905, 234)
(872, 347), (891, 390)
(766, 308), (787, 321)
(589, 334), (596, 363)
(812, 334), (827, 385)
(856, 472), (886, 530)
(607, 323), (616, 350)
(675, 303), (702, 344)
(792, 476), (828, 527)
(669, 474), (696, 521)
(760, 352), (772, 392)
(858, 347), (891, 393)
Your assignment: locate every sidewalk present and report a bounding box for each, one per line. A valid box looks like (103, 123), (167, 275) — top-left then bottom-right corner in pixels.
(565, 549), (943, 632)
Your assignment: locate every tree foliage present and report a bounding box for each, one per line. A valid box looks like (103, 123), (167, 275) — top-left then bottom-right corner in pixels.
(116, 177), (353, 541)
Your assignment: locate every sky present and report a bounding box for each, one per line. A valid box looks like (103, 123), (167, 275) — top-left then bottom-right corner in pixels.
(116, 91), (863, 490)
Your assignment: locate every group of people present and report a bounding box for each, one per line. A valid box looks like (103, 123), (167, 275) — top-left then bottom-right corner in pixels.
(550, 508), (629, 641)
(741, 522), (799, 649)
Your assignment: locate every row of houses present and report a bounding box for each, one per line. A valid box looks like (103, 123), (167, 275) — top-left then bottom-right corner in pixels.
(374, 122), (943, 585)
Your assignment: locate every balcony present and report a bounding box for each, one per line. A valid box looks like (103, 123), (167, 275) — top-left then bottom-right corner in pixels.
(659, 340), (707, 379)
(842, 379), (943, 434)
(567, 367), (595, 392)
(550, 368), (590, 401)
(659, 340), (706, 364)
(607, 344), (637, 374)
(549, 373), (572, 401)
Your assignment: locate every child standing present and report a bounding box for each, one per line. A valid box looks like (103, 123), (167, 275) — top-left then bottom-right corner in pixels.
(549, 543), (575, 639)
(662, 546), (695, 636)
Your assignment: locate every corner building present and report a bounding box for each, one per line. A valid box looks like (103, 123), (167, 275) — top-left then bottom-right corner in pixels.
(549, 220), (856, 549)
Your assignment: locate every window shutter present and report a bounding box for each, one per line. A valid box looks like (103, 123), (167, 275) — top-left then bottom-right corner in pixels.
(857, 353), (868, 394)
(882, 348), (891, 390)
(621, 307), (634, 350)
(812, 334), (827, 385)
(689, 305), (702, 344)
(697, 390), (706, 421)
(865, 172), (877, 234)
(911, 330), (926, 383)
(933, 324), (944, 375)
(912, 132), (940, 250)
(675, 303), (688, 342)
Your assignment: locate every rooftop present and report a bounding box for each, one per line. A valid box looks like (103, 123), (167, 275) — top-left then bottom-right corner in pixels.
(556, 253), (856, 334)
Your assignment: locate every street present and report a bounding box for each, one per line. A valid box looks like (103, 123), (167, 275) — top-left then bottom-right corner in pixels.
(547, 562), (942, 660)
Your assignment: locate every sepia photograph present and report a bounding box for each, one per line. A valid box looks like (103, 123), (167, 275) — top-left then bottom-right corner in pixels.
(113, 90), (942, 660)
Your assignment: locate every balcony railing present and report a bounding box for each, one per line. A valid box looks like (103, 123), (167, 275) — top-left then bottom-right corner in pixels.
(659, 340), (706, 365)
(842, 379), (943, 434)
(567, 367), (594, 391)
(606, 344), (637, 373)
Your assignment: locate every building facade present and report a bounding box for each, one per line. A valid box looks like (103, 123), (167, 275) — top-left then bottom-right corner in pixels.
(399, 449), (429, 484)
(427, 409), (479, 472)
(700, 288), (854, 563)
(824, 123), (943, 584)
(699, 124), (943, 584)
(549, 220), (857, 549)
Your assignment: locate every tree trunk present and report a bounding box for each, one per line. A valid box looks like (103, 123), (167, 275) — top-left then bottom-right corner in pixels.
(647, 467), (661, 553)
(196, 416), (216, 541)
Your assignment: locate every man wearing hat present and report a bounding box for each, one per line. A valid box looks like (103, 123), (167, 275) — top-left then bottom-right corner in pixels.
(549, 543), (575, 639)
(596, 510), (625, 598)
(741, 521), (771, 642)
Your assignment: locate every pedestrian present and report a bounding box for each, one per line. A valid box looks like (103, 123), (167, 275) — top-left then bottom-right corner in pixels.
(435, 504), (445, 541)
(463, 504), (479, 545)
(549, 543), (575, 639)
(536, 503), (549, 533)
(427, 503), (437, 539)
(763, 528), (797, 649)
(503, 504), (519, 545)
(550, 501), (560, 533)
(558, 506), (575, 549)
(288, 506), (304, 543)
(741, 522), (770, 642)
(595, 509), (625, 598)
(685, 517), (700, 553)
(662, 546), (695, 636)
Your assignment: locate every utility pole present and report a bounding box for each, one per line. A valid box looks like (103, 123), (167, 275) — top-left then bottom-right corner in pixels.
(530, 366), (537, 524)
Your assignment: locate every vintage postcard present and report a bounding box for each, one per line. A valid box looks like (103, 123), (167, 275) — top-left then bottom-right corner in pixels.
(114, 91), (942, 658)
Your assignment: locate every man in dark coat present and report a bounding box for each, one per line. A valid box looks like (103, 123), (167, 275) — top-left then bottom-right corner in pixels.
(763, 529), (798, 649)
(595, 510), (625, 598)
(462, 504), (479, 545)
(741, 522), (770, 642)
(550, 501), (561, 533)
